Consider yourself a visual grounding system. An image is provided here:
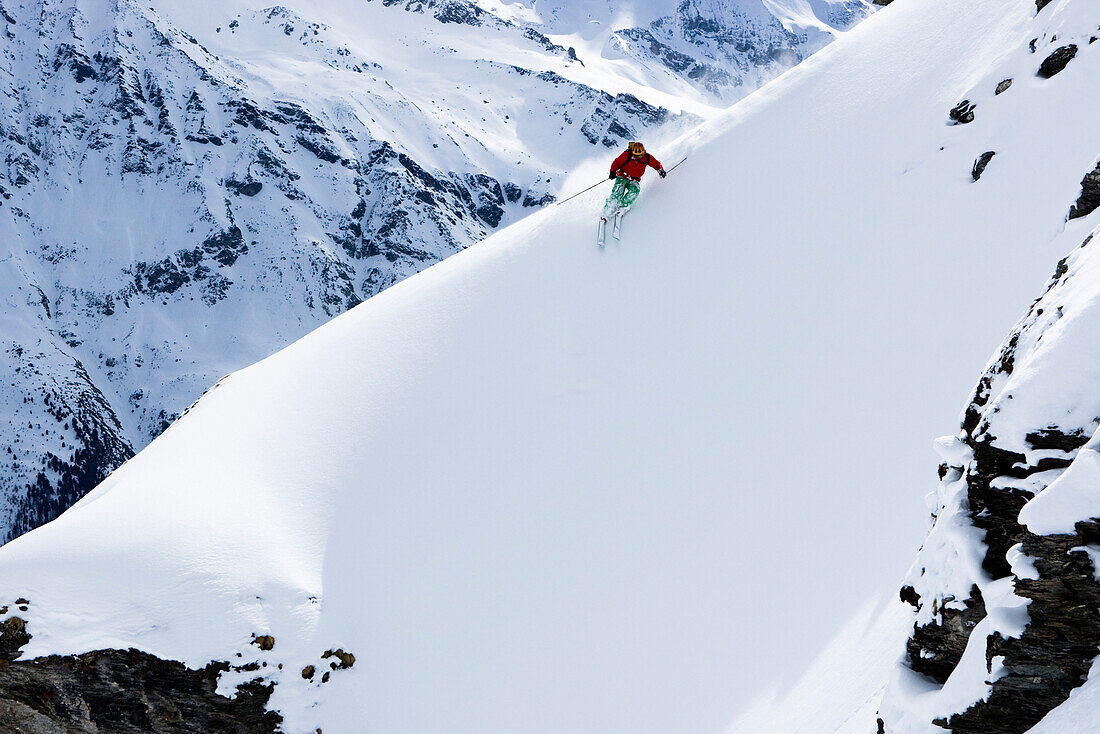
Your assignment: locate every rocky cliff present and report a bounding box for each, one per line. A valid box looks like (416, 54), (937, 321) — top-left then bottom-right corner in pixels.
(880, 223), (1100, 733)
(0, 609), (282, 733)
(878, 2), (1100, 728)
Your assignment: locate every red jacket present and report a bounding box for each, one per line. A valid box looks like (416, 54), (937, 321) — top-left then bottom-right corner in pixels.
(610, 150), (663, 180)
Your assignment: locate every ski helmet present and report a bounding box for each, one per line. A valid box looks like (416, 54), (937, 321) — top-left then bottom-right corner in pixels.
(629, 141), (646, 156)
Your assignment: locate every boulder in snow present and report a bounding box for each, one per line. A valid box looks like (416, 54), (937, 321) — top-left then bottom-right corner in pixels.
(1037, 44), (1078, 77)
(972, 151), (996, 181)
(1068, 162), (1100, 220)
(948, 100), (976, 124)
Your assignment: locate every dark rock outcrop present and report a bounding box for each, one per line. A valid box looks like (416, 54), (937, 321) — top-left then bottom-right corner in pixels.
(940, 521), (1100, 733)
(226, 179), (263, 197)
(1068, 162), (1100, 220)
(995, 78), (1012, 95)
(0, 619), (281, 733)
(614, 27), (735, 98)
(886, 235), (1100, 733)
(949, 100), (976, 125)
(972, 151), (995, 181)
(906, 585), (986, 684)
(321, 648), (355, 669)
(250, 634), (275, 651)
(1037, 44), (1077, 78)
(4, 352), (135, 542)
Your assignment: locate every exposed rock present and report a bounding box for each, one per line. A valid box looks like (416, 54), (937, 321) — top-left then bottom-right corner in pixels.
(4, 352), (135, 542)
(1026, 428), (1090, 451)
(938, 523), (1100, 733)
(995, 78), (1012, 95)
(886, 242), (1100, 732)
(972, 151), (995, 181)
(250, 634), (275, 651)
(906, 585), (986, 684)
(202, 227), (248, 268)
(301, 664), (315, 680)
(1037, 44), (1077, 78)
(1035, 0), (1054, 12)
(226, 179), (263, 197)
(948, 100), (976, 125)
(614, 28), (735, 98)
(1068, 162), (1100, 220)
(0, 615), (31, 659)
(321, 648), (355, 669)
(0, 622), (280, 733)
(605, 0), (870, 103)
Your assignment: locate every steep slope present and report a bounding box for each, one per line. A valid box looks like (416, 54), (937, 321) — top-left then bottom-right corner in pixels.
(880, 226), (1100, 734)
(1, 0), (1097, 732)
(870, 2), (1100, 732)
(733, 1), (1100, 732)
(0, 0), (871, 542)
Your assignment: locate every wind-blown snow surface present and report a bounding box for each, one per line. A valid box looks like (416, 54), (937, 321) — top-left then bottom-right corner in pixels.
(1, 0), (1098, 732)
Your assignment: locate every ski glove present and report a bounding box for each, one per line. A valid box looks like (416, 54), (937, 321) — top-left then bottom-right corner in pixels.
(609, 172), (617, 179)
(658, 169), (667, 178)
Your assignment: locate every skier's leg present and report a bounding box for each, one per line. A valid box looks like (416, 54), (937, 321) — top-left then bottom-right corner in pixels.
(602, 178), (626, 218)
(611, 181), (638, 239)
(599, 179), (625, 246)
(620, 180), (641, 208)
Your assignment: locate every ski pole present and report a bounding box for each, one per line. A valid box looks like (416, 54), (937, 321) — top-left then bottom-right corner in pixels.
(557, 177), (611, 206)
(665, 156), (688, 174)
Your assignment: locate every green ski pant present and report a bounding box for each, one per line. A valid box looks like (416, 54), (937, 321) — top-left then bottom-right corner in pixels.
(603, 177), (640, 215)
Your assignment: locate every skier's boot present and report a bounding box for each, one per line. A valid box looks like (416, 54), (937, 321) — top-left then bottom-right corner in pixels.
(598, 200), (619, 246)
(612, 206), (629, 239)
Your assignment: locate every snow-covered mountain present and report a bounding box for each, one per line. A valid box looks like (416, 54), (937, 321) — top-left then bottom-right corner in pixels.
(2, 0), (1099, 732)
(0, 0), (872, 543)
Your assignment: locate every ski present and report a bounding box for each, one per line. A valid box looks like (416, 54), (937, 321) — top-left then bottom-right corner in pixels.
(597, 216), (607, 247)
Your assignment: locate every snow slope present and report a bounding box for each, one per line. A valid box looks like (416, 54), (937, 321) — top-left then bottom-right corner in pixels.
(2, 0), (1099, 732)
(0, 0), (870, 542)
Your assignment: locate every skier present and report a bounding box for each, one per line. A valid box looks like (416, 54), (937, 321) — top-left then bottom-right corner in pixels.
(599, 142), (666, 243)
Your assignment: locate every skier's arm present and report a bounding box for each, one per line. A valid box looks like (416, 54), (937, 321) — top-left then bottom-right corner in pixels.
(609, 151), (629, 178)
(648, 155), (667, 178)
